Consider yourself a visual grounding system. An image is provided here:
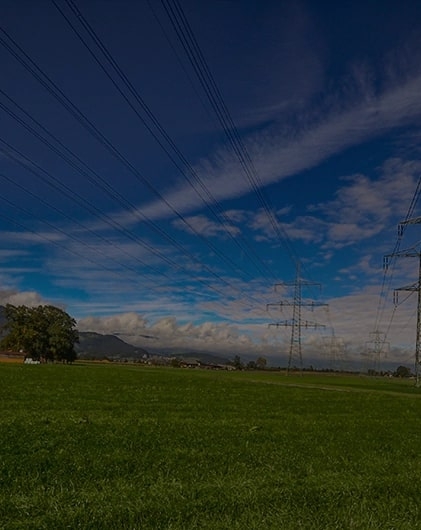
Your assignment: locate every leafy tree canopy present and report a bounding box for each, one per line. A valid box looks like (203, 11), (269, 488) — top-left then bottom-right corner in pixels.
(0, 304), (79, 362)
(256, 356), (267, 370)
(394, 365), (411, 378)
(232, 355), (243, 370)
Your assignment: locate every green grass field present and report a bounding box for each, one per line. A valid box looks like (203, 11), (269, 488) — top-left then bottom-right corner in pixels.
(1, 363), (420, 529)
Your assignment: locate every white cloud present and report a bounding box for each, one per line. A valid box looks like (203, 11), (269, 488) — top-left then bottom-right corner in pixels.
(170, 155), (417, 252)
(0, 230), (66, 245)
(123, 70), (421, 224)
(0, 289), (48, 307)
(0, 250), (30, 258)
(268, 159), (420, 251)
(172, 214), (240, 237)
(338, 254), (382, 280)
(78, 312), (149, 335)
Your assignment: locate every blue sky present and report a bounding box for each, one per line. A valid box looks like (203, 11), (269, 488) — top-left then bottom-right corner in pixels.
(2, 0), (421, 366)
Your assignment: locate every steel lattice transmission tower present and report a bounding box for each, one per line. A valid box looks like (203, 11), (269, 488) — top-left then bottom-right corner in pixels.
(385, 216), (421, 386)
(322, 334), (345, 371)
(364, 330), (389, 373)
(267, 264), (327, 371)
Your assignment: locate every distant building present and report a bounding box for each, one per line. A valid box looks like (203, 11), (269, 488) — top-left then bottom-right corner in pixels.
(0, 350), (26, 363)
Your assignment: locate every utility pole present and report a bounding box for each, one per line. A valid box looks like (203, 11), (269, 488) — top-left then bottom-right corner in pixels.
(385, 216), (421, 386)
(364, 330), (389, 373)
(267, 264), (327, 372)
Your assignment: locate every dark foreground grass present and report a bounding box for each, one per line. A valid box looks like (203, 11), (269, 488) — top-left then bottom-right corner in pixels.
(1, 364), (421, 529)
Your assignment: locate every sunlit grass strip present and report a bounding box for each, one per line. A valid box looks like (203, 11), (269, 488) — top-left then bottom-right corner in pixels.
(0, 364), (420, 529)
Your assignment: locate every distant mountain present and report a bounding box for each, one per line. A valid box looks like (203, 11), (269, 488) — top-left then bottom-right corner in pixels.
(177, 352), (232, 365)
(76, 331), (148, 360)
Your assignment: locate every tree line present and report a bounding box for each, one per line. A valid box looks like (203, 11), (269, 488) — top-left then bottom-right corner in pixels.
(0, 304), (79, 363)
(231, 355), (267, 370)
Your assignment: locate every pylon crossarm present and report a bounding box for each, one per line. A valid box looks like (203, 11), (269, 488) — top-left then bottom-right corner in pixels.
(398, 217), (421, 237)
(269, 320), (295, 327)
(400, 216), (421, 227)
(303, 320), (326, 328)
(274, 282), (294, 291)
(301, 300), (329, 309)
(275, 281), (320, 287)
(395, 282), (419, 292)
(389, 246), (421, 259)
(270, 319), (325, 328)
(266, 303), (288, 310)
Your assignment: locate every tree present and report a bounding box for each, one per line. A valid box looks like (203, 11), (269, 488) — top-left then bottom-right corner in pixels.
(256, 356), (267, 370)
(232, 355), (243, 370)
(394, 365), (411, 378)
(0, 304), (79, 362)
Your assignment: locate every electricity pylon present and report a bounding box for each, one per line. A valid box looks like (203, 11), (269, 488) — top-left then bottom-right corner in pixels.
(322, 333), (345, 371)
(385, 216), (421, 386)
(364, 330), (389, 373)
(267, 264), (327, 372)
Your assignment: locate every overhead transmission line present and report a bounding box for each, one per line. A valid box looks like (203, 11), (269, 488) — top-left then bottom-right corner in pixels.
(0, 88), (247, 300)
(0, 187), (163, 287)
(372, 170), (421, 378)
(159, 0), (301, 272)
(0, 173), (187, 289)
(52, 0), (277, 285)
(0, 190), (228, 310)
(375, 171), (421, 336)
(0, 91), (201, 281)
(0, 26), (232, 284)
(1, 135), (266, 308)
(0, 186), (243, 310)
(158, 0), (330, 356)
(0, 163), (265, 314)
(0, 136), (182, 276)
(1, 182), (271, 323)
(2, 179), (271, 323)
(145, 0), (216, 127)
(0, 26), (269, 309)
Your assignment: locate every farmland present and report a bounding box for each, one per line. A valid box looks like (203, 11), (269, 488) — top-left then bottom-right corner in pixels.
(1, 363), (420, 529)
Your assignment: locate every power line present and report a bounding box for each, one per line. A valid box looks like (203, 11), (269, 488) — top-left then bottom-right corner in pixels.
(0, 167), (183, 280)
(0, 29), (273, 310)
(52, 0), (276, 283)
(0, 136), (182, 274)
(0, 168), (269, 315)
(375, 172), (421, 332)
(0, 131), (273, 316)
(160, 0), (301, 271)
(0, 24), (277, 310)
(0, 190), (159, 286)
(0, 91), (215, 282)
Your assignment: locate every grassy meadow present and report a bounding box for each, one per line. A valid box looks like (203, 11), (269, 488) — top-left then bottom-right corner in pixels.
(1, 363), (421, 529)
